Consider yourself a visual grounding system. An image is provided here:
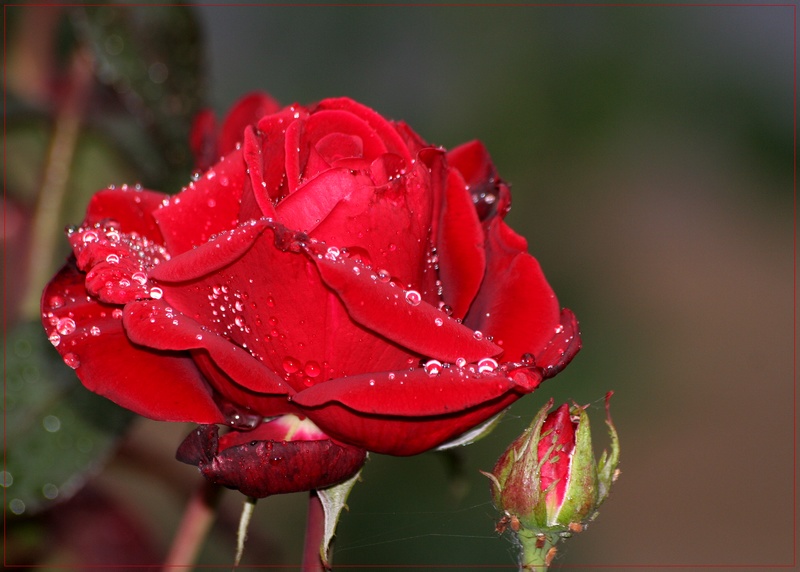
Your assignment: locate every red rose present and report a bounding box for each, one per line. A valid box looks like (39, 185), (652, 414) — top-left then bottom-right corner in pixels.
(41, 93), (580, 497)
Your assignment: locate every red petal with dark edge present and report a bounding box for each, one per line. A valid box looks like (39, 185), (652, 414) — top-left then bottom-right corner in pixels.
(436, 167), (486, 319)
(123, 299), (293, 397)
(293, 367), (526, 456)
(217, 91), (281, 157)
(465, 218), (560, 362)
(41, 263), (223, 423)
(308, 243), (502, 363)
(177, 425), (366, 497)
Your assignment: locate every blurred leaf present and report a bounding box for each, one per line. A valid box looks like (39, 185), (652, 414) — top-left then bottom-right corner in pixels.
(4, 321), (136, 516)
(74, 3), (206, 189)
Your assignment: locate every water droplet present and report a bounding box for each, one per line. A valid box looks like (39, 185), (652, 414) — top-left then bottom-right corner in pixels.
(90, 326), (101, 336)
(520, 353), (535, 366)
(455, 357), (467, 368)
(82, 230), (98, 243)
(43, 415), (61, 432)
(477, 357), (498, 374)
(48, 295), (64, 309)
(554, 324), (565, 334)
(63, 353), (80, 369)
(195, 334), (203, 341)
(434, 317), (444, 327)
(368, 379), (376, 386)
(191, 170), (202, 182)
(235, 300), (245, 312)
(48, 333), (61, 347)
(423, 359), (443, 376)
(105, 253), (120, 264)
(439, 304), (453, 316)
(131, 271), (147, 285)
(473, 330), (484, 341)
(266, 296), (275, 307)
(404, 290), (421, 306)
(149, 287), (163, 299)
(221, 403), (261, 430)
(376, 269), (391, 283)
(56, 317), (76, 336)
(282, 357), (301, 374)
(325, 246), (341, 261)
(112, 308), (124, 319)
(304, 361), (321, 378)
(234, 316), (245, 328)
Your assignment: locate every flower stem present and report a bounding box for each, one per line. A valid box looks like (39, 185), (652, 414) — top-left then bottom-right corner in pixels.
(302, 490), (328, 571)
(22, 47), (93, 320)
(516, 529), (559, 572)
(162, 479), (222, 570)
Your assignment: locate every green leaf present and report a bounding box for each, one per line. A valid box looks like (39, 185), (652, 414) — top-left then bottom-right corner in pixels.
(3, 321), (136, 516)
(318, 467), (363, 569)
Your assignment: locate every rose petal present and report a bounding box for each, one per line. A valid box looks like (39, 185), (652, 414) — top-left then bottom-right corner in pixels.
(437, 167), (486, 319)
(150, 219), (270, 283)
(153, 221), (416, 390)
(537, 308), (582, 379)
(154, 148), (248, 255)
(177, 425), (366, 497)
(308, 243), (502, 363)
(293, 367), (526, 456)
(41, 263), (223, 423)
(276, 167), (365, 233)
(308, 157), (435, 298)
(217, 91), (281, 156)
(81, 187), (167, 243)
(314, 98), (413, 165)
(466, 218), (560, 361)
(123, 299), (293, 396)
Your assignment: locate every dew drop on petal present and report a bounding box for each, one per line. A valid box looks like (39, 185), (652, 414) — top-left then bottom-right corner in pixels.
(48, 296), (64, 309)
(112, 309), (124, 319)
(473, 330), (484, 341)
(434, 317), (444, 327)
(304, 361), (321, 378)
(477, 357), (498, 374)
(131, 272), (147, 285)
(520, 353), (535, 366)
(282, 356), (301, 374)
(63, 353), (80, 369)
(56, 317), (76, 336)
(554, 324), (565, 334)
(105, 253), (120, 264)
(376, 269), (391, 283)
(404, 290), (421, 306)
(423, 359), (443, 376)
(149, 287), (163, 299)
(48, 333), (61, 347)
(90, 326), (101, 336)
(455, 357), (467, 368)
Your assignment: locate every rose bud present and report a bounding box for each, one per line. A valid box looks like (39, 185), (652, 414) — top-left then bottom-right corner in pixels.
(483, 393), (620, 570)
(42, 92), (581, 498)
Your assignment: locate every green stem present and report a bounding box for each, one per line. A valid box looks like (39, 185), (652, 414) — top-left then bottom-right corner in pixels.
(516, 529), (560, 572)
(162, 479), (221, 570)
(22, 48), (93, 320)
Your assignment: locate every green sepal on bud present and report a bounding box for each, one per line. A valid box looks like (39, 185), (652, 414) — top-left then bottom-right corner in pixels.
(482, 392), (620, 570)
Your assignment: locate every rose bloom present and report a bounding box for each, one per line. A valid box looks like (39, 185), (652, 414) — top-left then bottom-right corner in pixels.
(41, 93), (580, 497)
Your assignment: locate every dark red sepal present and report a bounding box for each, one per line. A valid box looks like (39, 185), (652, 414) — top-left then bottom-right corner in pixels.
(177, 425), (366, 497)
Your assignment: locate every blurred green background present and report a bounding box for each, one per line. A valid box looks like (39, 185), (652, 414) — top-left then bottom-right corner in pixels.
(3, 3), (794, 570)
